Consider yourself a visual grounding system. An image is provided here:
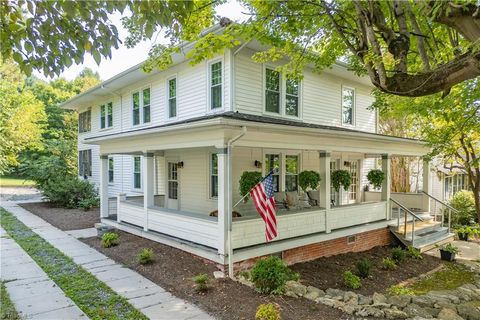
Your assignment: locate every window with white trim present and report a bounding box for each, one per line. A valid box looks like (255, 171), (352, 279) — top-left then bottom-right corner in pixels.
(100, 102), (113, 129)
(108, 157), (114, 183)
(265, 68), (301, 116)
(285, 155), (299, 192)
(285, 78), (299, 116)
(133, 156), (141, 189)
(168, 78), (176, 118)
(342, 87), (355, 125)
(210, 153), (218, 198)
(265, 68), (280, 113)
(132, 88), (151, 125)
(78, 110), (91, 133)
(78, 150), (92, 177)
(210, 61), (222, 109)
(265, 154), (280, 192)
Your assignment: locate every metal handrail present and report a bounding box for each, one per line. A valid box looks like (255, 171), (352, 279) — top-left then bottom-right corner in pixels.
(390, 198), (424, 221)
(421, 191), (454, 233)
(390, 197), (424, 247)
(421, 191), (459, 213)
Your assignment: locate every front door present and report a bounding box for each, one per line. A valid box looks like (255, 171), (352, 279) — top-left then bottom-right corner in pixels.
(167, 161), (179, 210)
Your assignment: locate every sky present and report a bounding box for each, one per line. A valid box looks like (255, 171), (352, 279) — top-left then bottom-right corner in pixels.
(34, 0), (247, 81)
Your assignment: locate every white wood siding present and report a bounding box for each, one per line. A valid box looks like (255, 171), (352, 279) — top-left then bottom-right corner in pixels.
(330, 201), (387, 230)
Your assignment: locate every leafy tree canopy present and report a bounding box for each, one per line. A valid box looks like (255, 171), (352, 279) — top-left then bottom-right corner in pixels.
(2, 0), (479, 97)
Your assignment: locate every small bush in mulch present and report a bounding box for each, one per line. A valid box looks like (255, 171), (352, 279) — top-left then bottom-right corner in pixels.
(391, 246), (407, 263)
(137, 248), (154, 265)
(193, 274), (209, 293)
(255, 303), (281, 320)
(343, 271), (361, 289)
(407, 246), (423, 260)
(102, 232), (119, 248)
(382, 257), (397, 270)
(355, 258), (373, 278)
(250, 256), (299, 295)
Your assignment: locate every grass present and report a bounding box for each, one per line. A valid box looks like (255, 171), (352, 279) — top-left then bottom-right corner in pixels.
(406, 263), (476, 295)
(0, 207), (148, 320)
(1, 281), (21, 320)
(0, 175), (35, 187)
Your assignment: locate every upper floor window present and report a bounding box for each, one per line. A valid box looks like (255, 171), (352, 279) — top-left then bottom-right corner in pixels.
(78, 110), (91, 133)
(78, 149), (92, 177)
(210, 153), (218, 198)
(342, 87), (355, 125)
(210, 61), (222, 109)
(108, 157), (114, 183)
(285, 78), (299, 117)
(265, 153), (280, 192)
(168, 78), (177, 118)
(132, 88), (151, 125)
(265, 68), (280, 113)
(100, 102), (113, 129)
(133, 156), (141, 189)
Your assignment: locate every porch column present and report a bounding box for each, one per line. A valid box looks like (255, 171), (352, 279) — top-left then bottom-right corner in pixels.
(143, 153), (154, 231)
(217, 148), (229, 256)
(99, 155), (109, 218)
(381, 154), (391, 219)
(422, 159), (431, 213)
(319, 151), (331, 233)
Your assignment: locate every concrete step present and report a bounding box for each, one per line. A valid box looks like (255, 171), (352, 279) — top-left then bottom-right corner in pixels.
(391, 226), (454, 253)
(391, 220), (441, 236)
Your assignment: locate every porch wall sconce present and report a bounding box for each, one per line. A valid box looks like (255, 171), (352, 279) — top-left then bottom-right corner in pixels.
(177, 161), (184, 168)
(254, 160), (262, 168)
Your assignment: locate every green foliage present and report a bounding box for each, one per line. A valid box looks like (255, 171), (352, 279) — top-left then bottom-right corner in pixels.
(456, 225), (480, 238)
(331, 170), (352, 192)
(449, 190), (477, 226)
(367, 169), (385, 189)
(239, 171), (263, 200)
(40, 176), (99, 209)
(440, 243), (459, 254)
(343, 271), (361, 289)
(250, 256), (299, 295)
(255, 303), (281, 320)
(391, 247), (407, 263)
(1, 281), (21, 320)
(407, 246), (423, 260)
(382, 257), (397, 270)
(137, 248), (154, 265)
(355, 258), (373, 278)
(388, 285), (414, 296)
(0, 208), (147, 319)
(298, 170), (320, 192)
(193, 274), (209, 292)
(102, 232), (119, 248)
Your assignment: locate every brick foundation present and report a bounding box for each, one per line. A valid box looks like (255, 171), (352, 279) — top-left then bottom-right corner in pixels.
(232, 227), (392, 271)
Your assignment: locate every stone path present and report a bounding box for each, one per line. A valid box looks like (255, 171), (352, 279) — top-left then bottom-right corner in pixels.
(1, 201), (213, 320)
(66, 227), (97, 239)
(425, 240), (480, 261)
(0, 227), (87, 320)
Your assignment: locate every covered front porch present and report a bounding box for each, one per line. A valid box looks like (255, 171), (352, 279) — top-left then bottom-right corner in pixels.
(91, 116), (430, 265)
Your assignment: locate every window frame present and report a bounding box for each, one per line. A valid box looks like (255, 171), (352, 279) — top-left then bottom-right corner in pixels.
(285, 154), (299, 192)
(166, 75), (177, 119)
(108, 157), (114, 184)
(264, 66), (282, 115)
(78, 109), (91, 133)
(341, 86), (356, 126)
(209, 153), (218, 199)
(133, 156), (142, 190)
(78, 149), (92, 177)
(263, 65), (302, 119)
(207, 58), (224, 112)
(100, 102), (113, 129)
(263, 151), (302, 193)
(131, 86), (152, 126)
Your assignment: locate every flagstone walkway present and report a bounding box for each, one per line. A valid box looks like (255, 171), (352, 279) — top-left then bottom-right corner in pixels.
(1, 201), (213, 320)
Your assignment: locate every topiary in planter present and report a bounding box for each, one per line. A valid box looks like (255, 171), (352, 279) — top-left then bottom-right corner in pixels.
(367, 169), (385, 189)
(239, 171), (263, 201)
(331, 170), (351, 192)
(298, 170), (321, 192)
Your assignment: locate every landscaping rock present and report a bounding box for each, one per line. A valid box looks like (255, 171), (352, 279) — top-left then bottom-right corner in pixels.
(388, 295), (412, 308)
(343, 291), (358, 305)
(325, 288), (344, 299)
(284, 290), (298, 298)
(437, 308), (463, 320)
(458, 286), (480, 300)
(412, 295), (435, 308)
(285, 281), (307, 297)
(456, 303), (480, 320)
(434, 301), (458, 311)
(358, 294), (373, 305)
(304, 286), (324, 301)
(237, 276), (254, 288)
(340, 304), (356, 315)
(356, 306), (385, 318)
(316, 297), (344, 309)
(403, 304), (434, 319)
(384, 308), (408, 319)
(372, 292), (388, 304)
(213, 271), (224, 279)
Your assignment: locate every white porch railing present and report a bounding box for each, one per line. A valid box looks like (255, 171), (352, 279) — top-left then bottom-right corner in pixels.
(365, 191), (427, 212)
(117, 200), (218, 249)
(330, 201), (387, 230)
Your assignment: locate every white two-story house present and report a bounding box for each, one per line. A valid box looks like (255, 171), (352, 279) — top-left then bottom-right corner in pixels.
(62, 25), (453, 274)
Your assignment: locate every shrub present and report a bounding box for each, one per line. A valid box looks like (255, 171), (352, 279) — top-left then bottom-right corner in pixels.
(239, 171), (263, 201)
(255, 303), (281, 320)
(137, 248), (154, 265)
(449, 190), (477, 225)
(102, 232), (119, 248)
(407, 246), (423, 260)
(367, 169), (385, 189)
(388, 285), (414, 296)
(79, 197), (100, 211)
(41, 176), (99, 209)
(391, 247), (406, 263)
(331, 170), (351, 192)
(343, 271), (361, 289)
(382, 257), (397, 270)
(193, 274), (209, 292)
(250, 256), (299, 294)
(298, 170), (321, 192)
(355, 258), (373, 278)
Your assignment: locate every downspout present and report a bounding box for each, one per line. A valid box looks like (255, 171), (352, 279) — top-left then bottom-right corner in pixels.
(227, 126), (247, 279)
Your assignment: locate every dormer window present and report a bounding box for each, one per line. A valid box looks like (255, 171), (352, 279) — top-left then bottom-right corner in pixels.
(100, 102), (113, 129)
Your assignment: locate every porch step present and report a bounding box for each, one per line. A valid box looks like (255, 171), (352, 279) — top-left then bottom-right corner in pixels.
(394, 220), (441, 236)
(390, 223), (454, 253)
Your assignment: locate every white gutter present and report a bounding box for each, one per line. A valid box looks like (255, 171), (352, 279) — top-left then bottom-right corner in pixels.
(227, 126), (247, 279)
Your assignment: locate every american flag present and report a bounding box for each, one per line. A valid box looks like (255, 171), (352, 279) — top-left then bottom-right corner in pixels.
(250, 172), (278, 241)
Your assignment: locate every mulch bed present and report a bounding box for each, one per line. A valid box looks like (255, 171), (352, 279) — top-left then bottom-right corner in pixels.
(82, 231), (351, 320)
(290, 246), (443, 296)
(20, 202), (100, 231)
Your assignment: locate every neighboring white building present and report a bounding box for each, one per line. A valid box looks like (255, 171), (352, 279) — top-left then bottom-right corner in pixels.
(62, 26), (453, 272)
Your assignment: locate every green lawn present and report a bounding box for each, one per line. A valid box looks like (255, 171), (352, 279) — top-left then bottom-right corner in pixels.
(1, 281), (21, 320)
(0, 207), (148, 320)
(0, 176), (35, 187)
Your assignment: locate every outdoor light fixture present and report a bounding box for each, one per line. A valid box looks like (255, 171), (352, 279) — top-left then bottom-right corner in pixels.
(177, 161), (184, 168)
(254, 160), (262, 168)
